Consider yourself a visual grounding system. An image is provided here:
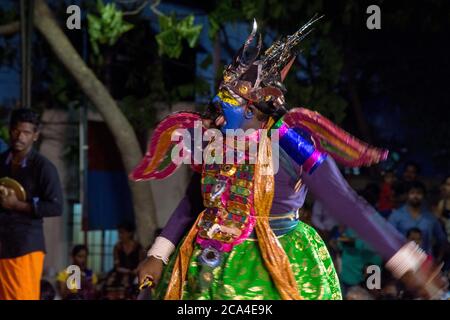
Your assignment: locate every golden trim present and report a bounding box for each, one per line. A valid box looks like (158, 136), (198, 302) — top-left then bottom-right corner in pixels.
(253, 122), (303, 300)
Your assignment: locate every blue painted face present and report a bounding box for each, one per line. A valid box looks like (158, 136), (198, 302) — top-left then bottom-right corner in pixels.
(212, 90), (252, 133)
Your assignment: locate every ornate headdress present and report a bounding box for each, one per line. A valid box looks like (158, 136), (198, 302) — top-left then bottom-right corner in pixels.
(219, 15), (323, 112)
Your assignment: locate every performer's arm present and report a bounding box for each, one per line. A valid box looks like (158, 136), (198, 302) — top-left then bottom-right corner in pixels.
(159, 196), (193, 246)
(302, 156), (405, 260)
(137, 173), (203, 288)
(147, 172), (203, 264)
(147, 196), (192, 264)
(303, 157), (448, 298)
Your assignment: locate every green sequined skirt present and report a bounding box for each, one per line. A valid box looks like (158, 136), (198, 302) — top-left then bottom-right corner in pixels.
(154, 221), (342, 300)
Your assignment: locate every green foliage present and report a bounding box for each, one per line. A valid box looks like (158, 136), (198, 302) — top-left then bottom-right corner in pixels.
(119, 94), (157, 130)
(207, 0), (243, 39)
(87, 0), (134, 55)
(155, 14), (203, 59)
(0, 125), (9, 143)
(47, 63), (72, 106)
(169, 78), (211, 103)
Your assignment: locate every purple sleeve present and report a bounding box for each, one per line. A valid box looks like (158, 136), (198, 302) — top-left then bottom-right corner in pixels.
(159, 195), (193, 245)
(302, 156), (406, 261)
(159, 173), (203, 245)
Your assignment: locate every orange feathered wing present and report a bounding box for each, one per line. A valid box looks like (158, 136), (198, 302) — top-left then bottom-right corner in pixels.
(129, 112), (204, 181)
(283, 108), (388, 167)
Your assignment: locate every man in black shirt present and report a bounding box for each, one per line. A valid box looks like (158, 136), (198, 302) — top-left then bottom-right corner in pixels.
(0, 108), (63, 300)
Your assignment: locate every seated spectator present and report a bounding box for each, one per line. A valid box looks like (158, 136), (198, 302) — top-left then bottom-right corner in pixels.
(388, 181), (448, 256)
(56, 245), (98, 300)
(102, 222), (145, 299)
(338, 223), (383, 294)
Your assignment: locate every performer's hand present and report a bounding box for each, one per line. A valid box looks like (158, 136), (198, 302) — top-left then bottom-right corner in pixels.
(400, 261), (448, 299)
(0, 188), (19, 210)
(137, 256), (164, 289)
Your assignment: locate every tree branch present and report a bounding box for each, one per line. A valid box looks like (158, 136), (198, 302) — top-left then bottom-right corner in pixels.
(149, 0), (163, 17)
(122, 0), (149, 16)
(33, 0), (158, 245)
(0, 21), (20, 36)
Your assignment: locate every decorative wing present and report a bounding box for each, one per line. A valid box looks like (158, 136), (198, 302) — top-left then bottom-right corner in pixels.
(130, 112), (204, 181)
(283, 108), (388, 167)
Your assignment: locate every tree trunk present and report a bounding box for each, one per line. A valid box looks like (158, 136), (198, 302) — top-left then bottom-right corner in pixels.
(33, 0), (157, 246)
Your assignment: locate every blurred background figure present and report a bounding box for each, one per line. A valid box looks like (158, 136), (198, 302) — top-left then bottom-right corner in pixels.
(345, 285), (375, 300)
(378, 170), (397, 218)
(311, 200), (340, 271)
(40, 279), (56, 300)
(394, 162), (420, 207)
(102, 222), (145, 300)
(377, 273), (401, 300)
(406, 227), (423, 247)
(403, 162), (420, 183)
(437, 175), (450, 239)
(388, 181), (448, 256)
(56, 245), (98, 300)
(436, 175), (450, 272)
(338, 226), (383, 296)
(311, 200), (338, 241)
(0, 138), (7, 153)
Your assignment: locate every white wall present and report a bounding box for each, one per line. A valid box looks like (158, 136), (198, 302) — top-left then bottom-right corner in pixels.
(39, 109), (70, 277)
